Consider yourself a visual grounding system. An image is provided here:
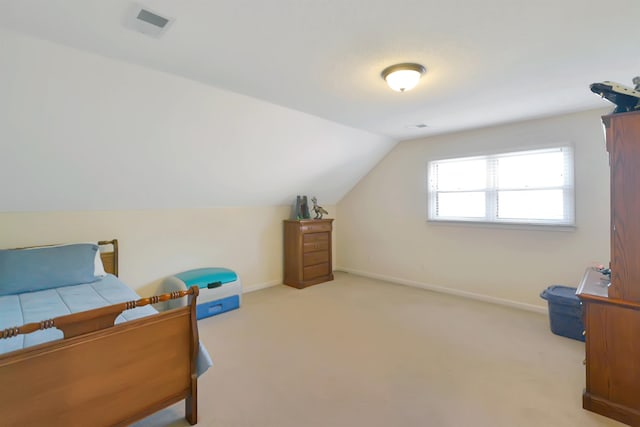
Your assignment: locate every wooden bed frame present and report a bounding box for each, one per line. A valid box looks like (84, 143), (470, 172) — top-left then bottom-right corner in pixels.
(0, 239), (201, 426)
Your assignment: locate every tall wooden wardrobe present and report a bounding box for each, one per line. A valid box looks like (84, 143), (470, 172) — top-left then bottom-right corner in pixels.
(577, 110), (640, 426)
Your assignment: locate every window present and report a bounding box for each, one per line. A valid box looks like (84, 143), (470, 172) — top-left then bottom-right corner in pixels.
(427, 146), (574, 226)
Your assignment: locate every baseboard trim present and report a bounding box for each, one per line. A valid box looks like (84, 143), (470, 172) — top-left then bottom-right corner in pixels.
(243, 279), (281, 294)
(335, 267), (547, 315)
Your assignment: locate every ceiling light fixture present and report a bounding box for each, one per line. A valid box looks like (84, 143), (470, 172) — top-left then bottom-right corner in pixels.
(381, 63), (426, 92)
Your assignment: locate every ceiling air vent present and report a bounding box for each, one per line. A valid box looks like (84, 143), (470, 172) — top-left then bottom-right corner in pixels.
(405, 123), (429, 129)
(126, 4), (174, 38)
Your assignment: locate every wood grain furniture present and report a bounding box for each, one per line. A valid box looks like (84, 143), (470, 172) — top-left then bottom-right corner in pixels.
(577, 111), (640, 426)
(284, 219), (334, 288)
(0, 239), (203, 426)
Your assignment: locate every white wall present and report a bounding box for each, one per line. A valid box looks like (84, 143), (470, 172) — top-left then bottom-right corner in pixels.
(0, 27), (394, 211)
(0, 205), (336, 295)
(336, 109), (611, 310)
(0, 28), (372, 292)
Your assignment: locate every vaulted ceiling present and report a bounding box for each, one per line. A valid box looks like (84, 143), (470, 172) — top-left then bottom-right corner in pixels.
(1, 1), (638, 212)
(1, 0), (638, 140)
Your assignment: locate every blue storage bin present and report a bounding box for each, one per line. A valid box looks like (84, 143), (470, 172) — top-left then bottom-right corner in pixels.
(196, 295), (240, 319)
(540, 285), (585, 342)
(175, 267), (238, 288)
(162, 267), (242, 320)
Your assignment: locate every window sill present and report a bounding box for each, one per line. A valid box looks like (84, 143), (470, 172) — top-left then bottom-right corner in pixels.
(427, 219), (576, 232)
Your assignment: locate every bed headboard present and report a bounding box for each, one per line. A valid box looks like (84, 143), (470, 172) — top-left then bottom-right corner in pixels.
(98, 239), (119, 277)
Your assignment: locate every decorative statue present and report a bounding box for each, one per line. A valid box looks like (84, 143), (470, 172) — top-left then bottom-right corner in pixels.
(295, 195), (311, 219)
(590, 77), (640, 114)
(311, 197), (328, 219)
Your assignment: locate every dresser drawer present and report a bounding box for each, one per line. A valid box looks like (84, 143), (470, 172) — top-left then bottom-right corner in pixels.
(300, 222), (332, 233)
(303, 232), (328, 243)
(303, 240), (329, 253)
(303, 251), (329, 267)
(303, 263), (330, 280)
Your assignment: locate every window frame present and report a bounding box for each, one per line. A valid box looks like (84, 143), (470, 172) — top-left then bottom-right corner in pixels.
(427, 146), (575, 227)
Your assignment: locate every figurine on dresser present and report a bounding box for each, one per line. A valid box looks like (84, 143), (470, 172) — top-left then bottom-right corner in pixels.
(294, 195), (311, 220)
(311, 197), (328, 219)
(590, 76), (640, 114)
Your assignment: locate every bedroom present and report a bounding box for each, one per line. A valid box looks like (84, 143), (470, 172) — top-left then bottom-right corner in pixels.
(0, 1), (637, 426)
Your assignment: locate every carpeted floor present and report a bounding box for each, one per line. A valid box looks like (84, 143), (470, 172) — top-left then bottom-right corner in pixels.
(133, 272), (623, 427)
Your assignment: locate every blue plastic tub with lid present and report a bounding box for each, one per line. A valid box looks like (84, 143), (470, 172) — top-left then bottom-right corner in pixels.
(540, 285), (585, 342)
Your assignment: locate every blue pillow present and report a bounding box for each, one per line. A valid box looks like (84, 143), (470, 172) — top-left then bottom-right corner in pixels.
(0, 243), (99, 296)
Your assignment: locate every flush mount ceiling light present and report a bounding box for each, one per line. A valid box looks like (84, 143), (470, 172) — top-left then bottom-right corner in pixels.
(381, 63), (426, 92)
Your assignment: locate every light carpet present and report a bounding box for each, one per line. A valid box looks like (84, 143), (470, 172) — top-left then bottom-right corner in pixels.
(133, 272), (623, 427)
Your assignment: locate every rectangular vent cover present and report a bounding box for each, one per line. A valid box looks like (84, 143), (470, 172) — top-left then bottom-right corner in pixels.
(126, 3), (174, 38)
(137, 9), (170, 28)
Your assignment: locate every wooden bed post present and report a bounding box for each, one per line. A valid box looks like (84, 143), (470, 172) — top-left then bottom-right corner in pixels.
(111, 239), (119, 276)
(186, 285), (200, 425)
(186, 374), (198, 425)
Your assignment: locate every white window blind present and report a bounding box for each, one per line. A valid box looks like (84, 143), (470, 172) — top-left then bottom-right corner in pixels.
(427, 147), (574, 226)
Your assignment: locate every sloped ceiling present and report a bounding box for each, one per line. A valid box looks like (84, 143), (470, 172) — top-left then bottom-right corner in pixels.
(0, 0), (638, 139)
(0, 28), (394, 211)
(0, 1), (638, 212)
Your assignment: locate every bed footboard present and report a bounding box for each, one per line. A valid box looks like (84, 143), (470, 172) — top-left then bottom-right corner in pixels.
(0, 286), (201, 427)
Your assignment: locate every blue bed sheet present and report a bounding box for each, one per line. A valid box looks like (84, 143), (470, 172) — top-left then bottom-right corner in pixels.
(0, 274), (212, 376)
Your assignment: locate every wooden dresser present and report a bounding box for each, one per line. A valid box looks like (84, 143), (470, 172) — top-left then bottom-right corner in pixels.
(283, 219), (333, 289)
(577, 110), (640, 426)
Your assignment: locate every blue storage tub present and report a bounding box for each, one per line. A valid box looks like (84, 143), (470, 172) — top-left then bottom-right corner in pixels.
(540, 285), (585, 342)
(162, 267), (242, 320)
(175, 267), (238, 288)
(196, 295), (240, 319)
